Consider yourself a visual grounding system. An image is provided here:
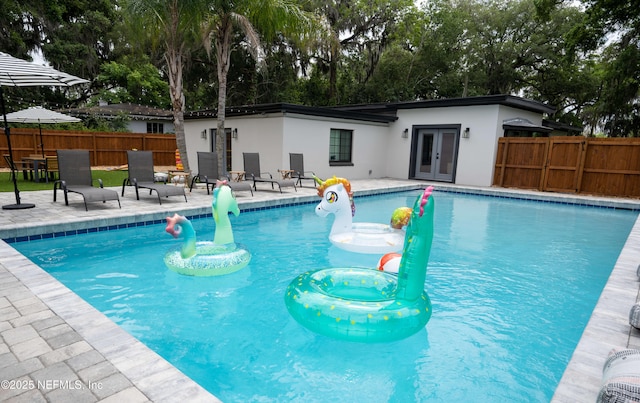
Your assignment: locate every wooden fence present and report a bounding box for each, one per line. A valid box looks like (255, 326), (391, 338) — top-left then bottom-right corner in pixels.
(493, 137), (640, 198)
(0, 128), (178, 167)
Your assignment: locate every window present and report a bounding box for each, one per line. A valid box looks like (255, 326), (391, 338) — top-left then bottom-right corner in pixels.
(329, 128), (353, 165)
(146, 122), (164, 133)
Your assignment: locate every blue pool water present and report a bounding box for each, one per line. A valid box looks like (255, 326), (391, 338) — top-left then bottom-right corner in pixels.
(12, 190), (638, 402)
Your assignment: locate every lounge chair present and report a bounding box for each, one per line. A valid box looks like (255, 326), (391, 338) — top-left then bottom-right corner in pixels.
(289, 153), (316, 188)
(3, 154), (30, 181)
(243, 152), (296, 193)
(121, 150), (187, 204)
(189, 151), (253, 196)
(53, 149), (121, 211)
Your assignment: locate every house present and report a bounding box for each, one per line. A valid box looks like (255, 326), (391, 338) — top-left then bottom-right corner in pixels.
(183, 95), (562, 188)
(66, 102), (175, 134)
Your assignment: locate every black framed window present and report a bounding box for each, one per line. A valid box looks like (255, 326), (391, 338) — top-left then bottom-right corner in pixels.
(329, 128), (353, 165)
(146, 122), (164, 133)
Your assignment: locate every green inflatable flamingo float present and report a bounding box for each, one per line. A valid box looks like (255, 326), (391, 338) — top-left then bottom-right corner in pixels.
(285, 186), (435, 343)
(164, 182), (251, 276)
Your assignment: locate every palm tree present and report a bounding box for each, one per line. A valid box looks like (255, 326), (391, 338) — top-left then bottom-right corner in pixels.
(124, 0), (206, 175)
(201, 0), (314, 175)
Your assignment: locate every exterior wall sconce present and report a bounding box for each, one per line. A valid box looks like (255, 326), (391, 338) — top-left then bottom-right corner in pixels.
(402, 128), (409, 138)
(232, 128), (238, 139)
(201, 130), (207, 139)
(463, 127), (470, 138)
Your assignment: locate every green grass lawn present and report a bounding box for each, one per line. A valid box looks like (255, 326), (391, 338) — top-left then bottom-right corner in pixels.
(0, 170), (128, 192)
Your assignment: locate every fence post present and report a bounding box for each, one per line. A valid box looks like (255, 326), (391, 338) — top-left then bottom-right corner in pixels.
(91, 132), (97, 166)
(575, 138), (587, 193)
(539, 138), (551, 191)
(498, 138), (508, 187)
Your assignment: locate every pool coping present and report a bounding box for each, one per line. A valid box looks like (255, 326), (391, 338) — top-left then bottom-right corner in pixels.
(551, 209), (640, 401)
(1, 181), (640, 401)
(0, 241), (220, 402)
(0, 183), (426, 242)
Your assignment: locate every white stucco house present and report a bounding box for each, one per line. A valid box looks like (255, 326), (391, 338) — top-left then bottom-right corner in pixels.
(183, 95), (560, 188)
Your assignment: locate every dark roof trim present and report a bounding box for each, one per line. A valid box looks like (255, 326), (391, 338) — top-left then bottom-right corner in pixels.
(186, 103), (397, 124)
(338, 95), (556, 114)
(388, 95), (555, 115)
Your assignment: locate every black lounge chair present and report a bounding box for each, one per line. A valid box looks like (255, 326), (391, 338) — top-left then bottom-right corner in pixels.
(122, 150), (187, 204)
(243, 152), (296, 193)
(3, 154), (30, 181)
(289, 153), (316, 188)
(53, 149), (121, 211)
(189, 151), (253, 196)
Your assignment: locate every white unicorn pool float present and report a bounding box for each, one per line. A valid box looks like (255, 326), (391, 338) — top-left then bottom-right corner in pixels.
(314, 176), (410, 254)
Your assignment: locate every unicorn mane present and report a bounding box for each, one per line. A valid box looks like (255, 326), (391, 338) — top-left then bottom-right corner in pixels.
(314, 175), (356, 217)
(314, 175), (352, 197)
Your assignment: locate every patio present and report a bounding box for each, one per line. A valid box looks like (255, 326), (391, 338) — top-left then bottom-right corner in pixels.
(0, 180), (639, 402)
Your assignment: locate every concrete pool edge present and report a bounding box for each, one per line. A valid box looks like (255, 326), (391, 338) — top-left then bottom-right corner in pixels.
(2, 181), (640, 401)
(4, 183), (639, 242)
(551, 212), (640, 401)
(431, 185), (640, 401)
(0, 241), (221, 402)
(0, 183), (426, 242)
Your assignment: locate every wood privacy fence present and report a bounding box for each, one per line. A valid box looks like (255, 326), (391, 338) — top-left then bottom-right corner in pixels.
(493, 137), (640, 198)
(0, 128), (178, 167)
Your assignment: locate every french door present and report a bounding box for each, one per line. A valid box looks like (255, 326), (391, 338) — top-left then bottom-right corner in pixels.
(412, 127), (458, 182)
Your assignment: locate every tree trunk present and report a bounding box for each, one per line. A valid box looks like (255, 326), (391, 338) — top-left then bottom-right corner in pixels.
(215, 20), (233, 176)
(165, 3), (189, 175)
(166, 46), (190, 175)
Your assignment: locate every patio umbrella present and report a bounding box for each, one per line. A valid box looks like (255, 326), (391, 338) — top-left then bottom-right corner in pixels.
(5, 106), (81, 157)
(0, 52), (89, 210)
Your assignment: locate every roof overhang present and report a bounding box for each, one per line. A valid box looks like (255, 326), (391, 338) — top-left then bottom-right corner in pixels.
(502, 117), (553, 133)
(186, 103), (397, 124)
(332, 95), (555, 116)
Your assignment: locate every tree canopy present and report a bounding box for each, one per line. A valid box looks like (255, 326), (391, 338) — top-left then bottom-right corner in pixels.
(0, 0), (638, 137)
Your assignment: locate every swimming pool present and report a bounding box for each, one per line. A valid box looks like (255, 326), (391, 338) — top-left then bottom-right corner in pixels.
(12, 190), (638, 402)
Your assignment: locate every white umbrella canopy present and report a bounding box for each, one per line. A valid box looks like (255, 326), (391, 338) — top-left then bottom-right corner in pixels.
(5, 106), (82, 158)
(0, 52), (89, 210)
(4, 106), (81, 124)
(0, 52), (89, 87)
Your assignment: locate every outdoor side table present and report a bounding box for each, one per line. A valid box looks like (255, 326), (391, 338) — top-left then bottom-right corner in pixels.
(168, 170), (190, 188)
(229, 170), (245, 182)
(22, 156), (47, 182)
(278, 169), (294, 179)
